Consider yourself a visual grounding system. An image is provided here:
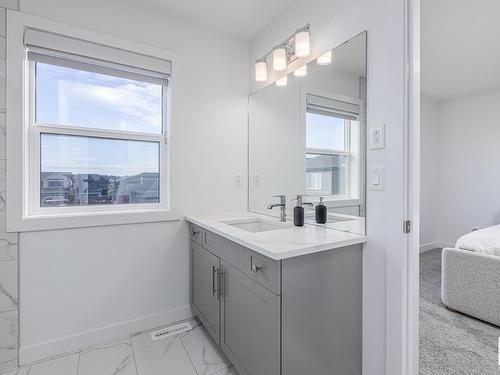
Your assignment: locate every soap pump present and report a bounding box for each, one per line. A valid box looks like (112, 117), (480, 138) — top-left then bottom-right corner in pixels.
(293, 194), (313, 227)
(315, 197), (327, 224)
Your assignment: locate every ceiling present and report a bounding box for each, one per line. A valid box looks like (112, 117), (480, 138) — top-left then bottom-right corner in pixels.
(422, 0), (500, 101)
(136, 0), (296, 40)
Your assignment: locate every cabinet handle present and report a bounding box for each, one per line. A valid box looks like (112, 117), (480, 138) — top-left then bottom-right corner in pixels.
(212, 266), (217, 296)
(250, 255), (263, 273)
(252, 264), (263, 273)
(192, 229), (200, 236)
(217, 270), (225, 300)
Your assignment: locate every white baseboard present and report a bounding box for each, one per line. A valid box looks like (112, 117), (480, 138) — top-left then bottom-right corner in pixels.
(419, 241), (455, 253)
(19, 305), (193, 365)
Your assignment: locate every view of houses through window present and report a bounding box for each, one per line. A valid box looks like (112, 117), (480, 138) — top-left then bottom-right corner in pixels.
(40, 171), (160, 207)
(41, 171), (160, 207)
(40, 134), (160, 207)
(305, 153), (347, 196)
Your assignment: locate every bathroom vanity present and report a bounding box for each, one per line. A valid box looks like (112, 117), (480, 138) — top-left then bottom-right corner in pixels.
(187, 213), (366, 375)
(187, 30), (368, 375)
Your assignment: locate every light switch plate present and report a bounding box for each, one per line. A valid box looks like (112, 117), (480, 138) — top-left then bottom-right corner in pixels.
(369, 125), (385, 150)
(369, 166), (385, 191)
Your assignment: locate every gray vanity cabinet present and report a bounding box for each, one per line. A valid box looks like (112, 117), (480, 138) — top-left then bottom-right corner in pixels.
(220, 261), (281, 375)
(190, 224), (362, 375)
(191, 241), (220, 344)
(190, 227), (281, 375)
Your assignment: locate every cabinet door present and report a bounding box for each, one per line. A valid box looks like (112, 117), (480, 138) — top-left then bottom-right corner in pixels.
(191, 242), (220, 344)
(220, 262), (280, 375)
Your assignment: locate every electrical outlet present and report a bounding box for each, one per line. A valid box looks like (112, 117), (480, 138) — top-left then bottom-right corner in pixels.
(234, 174), (243, 186)
(253, 174), (262, 186)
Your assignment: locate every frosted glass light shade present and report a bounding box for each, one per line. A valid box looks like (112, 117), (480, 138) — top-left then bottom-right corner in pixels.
(272, 47), (287, 71)
(275, 76), (288, 87)
(255, 61), (268, 82)
(294, 30), (310, 57)
(317, 50), (332, 65)
(293, 65), (307, 77)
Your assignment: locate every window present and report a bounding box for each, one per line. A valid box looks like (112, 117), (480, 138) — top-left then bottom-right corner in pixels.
(24, 30), (171, 218)
(6, 18), (176, 231)
(305, 93), (361, 199)
(305, 113), (350, 196)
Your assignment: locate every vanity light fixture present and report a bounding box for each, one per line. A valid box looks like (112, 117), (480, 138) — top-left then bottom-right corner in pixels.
(272, 46), (287, 71)
(317, 50), (332, 65)
(255, 60), (268, 82)
(254, 24), (311, 82)
(294, 28), (311, 58)
(276, 76), (288, 87)
(293, 64), (307, 77)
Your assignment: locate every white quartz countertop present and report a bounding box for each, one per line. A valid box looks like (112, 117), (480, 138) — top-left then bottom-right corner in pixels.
(186, 212), (367, 260)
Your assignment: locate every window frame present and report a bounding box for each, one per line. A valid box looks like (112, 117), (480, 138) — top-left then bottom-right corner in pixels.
(6, 11), (180, 232)
(300, 86), (365, 206)
(27, 58), (170, 217)
(305, 118), (351, 198)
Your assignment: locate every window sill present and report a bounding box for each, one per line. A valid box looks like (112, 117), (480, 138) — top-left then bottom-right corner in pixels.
(7, 208), (182, 232)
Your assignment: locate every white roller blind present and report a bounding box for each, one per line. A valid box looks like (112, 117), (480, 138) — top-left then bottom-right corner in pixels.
(24, 28), (171, 79)
(306, 94), (360, 121)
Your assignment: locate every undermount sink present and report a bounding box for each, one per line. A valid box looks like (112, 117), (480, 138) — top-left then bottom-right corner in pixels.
(224, 219), (286, 233)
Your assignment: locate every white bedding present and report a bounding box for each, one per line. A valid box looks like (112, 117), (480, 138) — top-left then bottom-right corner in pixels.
(455, 224), (500, 257)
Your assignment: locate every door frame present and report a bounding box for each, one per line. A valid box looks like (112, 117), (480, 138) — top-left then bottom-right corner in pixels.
(402, 0), (420, 374)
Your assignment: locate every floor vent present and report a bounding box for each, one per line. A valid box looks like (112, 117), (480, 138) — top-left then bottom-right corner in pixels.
(150, 321), (193, 341)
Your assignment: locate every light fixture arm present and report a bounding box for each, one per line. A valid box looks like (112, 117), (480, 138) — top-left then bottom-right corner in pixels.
(256, 23), (310, 64)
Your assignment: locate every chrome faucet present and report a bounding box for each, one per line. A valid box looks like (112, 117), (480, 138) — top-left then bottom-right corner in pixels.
(267, 195), (287, 222)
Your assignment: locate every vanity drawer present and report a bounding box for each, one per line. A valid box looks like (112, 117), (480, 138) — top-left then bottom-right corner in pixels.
(203, 230), (246, 274)
(245, 250), (281, 294)
(190, 224), (204, 246)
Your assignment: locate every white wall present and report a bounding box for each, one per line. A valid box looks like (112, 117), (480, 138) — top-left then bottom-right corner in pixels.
(17, 0), (249, 363)
(420, 89), (500, 247)
(249, 1), (408, 375)
(419, 96), (439, 248)
(437, 89), (500, 243)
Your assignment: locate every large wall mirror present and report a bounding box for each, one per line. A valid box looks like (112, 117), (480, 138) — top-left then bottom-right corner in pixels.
(248, 32), (367, 235)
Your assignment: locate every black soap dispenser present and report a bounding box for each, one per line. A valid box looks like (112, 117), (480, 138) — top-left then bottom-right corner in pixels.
(293, 195), (312, 227)
(315, 197), (328, 224)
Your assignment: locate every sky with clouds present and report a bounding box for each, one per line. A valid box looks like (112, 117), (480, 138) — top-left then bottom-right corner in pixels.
(37, 63), (162, 176)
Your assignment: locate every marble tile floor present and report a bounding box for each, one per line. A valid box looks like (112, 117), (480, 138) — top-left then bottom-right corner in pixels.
(0, 318), (239, 375)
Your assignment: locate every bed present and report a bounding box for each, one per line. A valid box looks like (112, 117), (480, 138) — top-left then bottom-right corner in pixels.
(441, 225), (500, 327)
